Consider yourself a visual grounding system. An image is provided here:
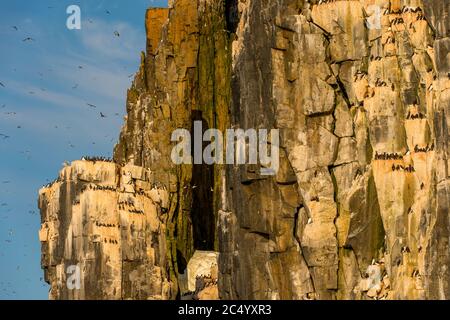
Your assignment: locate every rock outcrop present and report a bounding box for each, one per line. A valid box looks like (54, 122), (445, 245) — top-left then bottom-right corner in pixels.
(39, 0), (449, 300)
(39, 160), (171, 299)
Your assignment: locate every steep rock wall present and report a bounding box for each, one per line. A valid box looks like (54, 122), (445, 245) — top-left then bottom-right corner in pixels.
(220, 0), (449, 300)
(39, 160), (170, 299)
(39, 0), (449, 300)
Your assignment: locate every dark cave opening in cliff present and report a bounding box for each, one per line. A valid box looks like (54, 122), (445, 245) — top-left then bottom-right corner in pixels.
(176, 250), (188, 274)
(190, 110), (215, 251)
(225, 0), (239, 34)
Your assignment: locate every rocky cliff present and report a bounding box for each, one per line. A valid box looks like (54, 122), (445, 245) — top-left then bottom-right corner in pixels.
(39, 0), (449, 300)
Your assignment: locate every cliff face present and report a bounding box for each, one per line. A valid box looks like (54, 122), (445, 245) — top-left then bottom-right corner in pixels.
(39, 0), (449, 300)
(221, 0), (450, 300)
(39, 161), (171, 299)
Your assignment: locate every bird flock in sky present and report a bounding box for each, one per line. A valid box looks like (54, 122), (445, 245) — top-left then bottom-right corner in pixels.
(0, 6), (130, 145)
(0, 4), (134, 298)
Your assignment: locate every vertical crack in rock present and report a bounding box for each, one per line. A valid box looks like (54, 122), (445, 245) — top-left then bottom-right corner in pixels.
(190, 111), (215, 251)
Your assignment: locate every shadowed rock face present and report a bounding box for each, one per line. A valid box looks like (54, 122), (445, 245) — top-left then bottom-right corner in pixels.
(39, 0), (449, 300)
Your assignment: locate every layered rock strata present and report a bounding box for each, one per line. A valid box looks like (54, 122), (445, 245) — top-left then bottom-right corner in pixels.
(39, 160), (170, 299)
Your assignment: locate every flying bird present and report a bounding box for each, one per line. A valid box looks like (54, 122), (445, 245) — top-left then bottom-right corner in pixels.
(12, 26), (18, 31)
(87, 103), (97, 108)
(114, 31), (120, 37)
(0, 134), (10, 139)
(0, 82), (5, 87)
(100, 112), (107, 118)
(22, 37), (35, 42)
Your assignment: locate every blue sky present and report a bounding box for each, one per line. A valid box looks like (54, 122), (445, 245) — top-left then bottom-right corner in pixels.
(0, 0), (168, 299)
